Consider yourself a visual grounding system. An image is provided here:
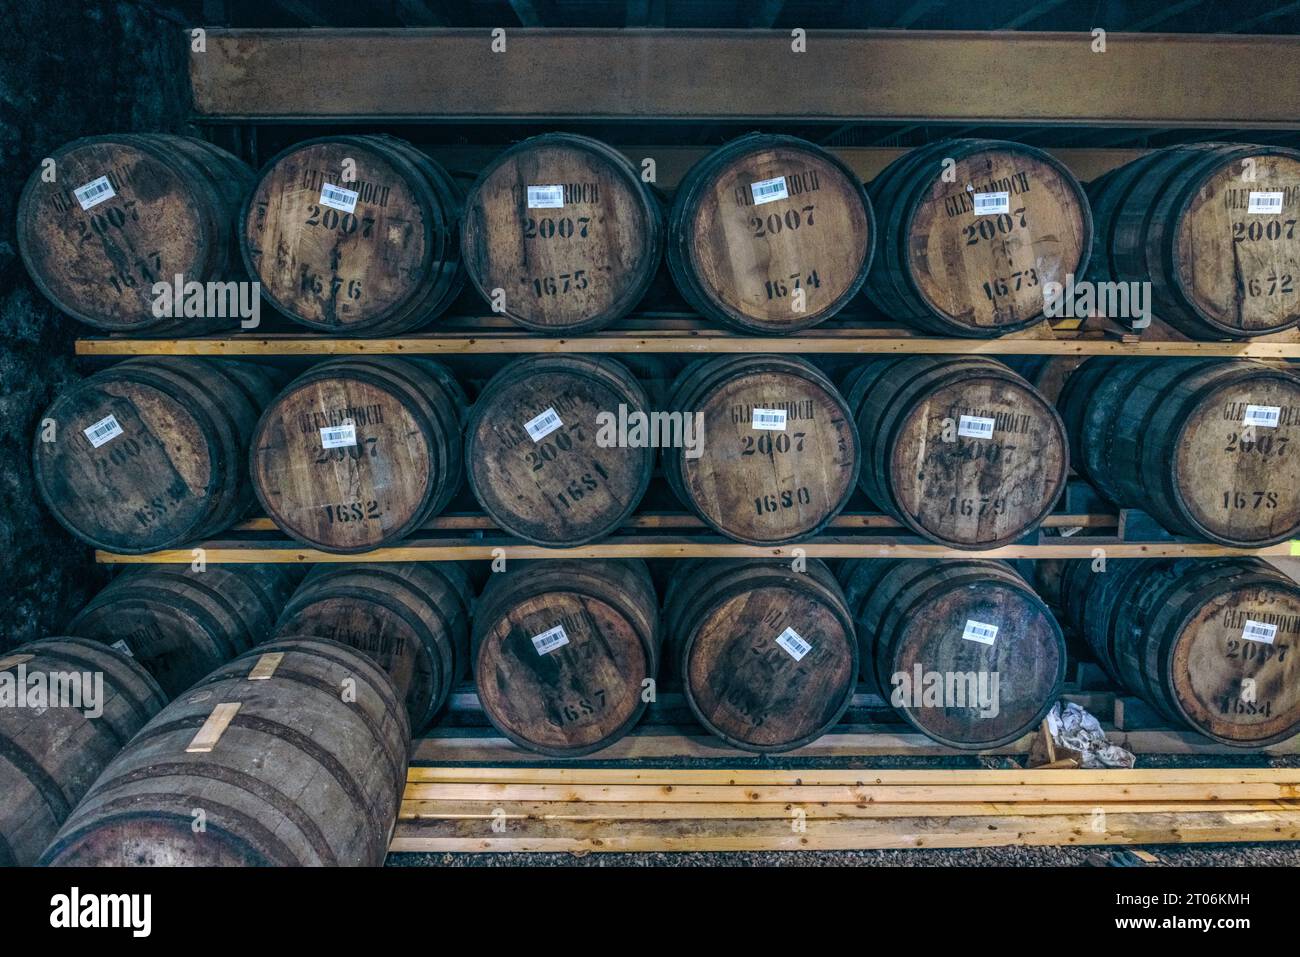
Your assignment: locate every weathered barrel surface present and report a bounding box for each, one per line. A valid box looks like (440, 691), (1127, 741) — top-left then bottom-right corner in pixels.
(274, 562), (472, 731)
(1058, 357), (1300, 546)
(840, 559), (1066, 750)
(864, 139), (1091, 336)
(472, 560), (660, 756)
(250, 357), (466, 553)
(67, 565), (303, 698)
(461, 133), (663, 333)
(0, 638), (166, 866)
(664, 559), (856, 753)
(664, 355), (859, 544)
(843, 356), (1069, 548)
(40, 637), (409, 866)
(1057, 558), (1300, 746)
(1087, 144), (1300, 339)
(668, 133), (875, 333)
(465, 355), (654, 546)
(241, 135), (465, 334)
(17, 134), (253, 334)
(34, 358), (283, 554)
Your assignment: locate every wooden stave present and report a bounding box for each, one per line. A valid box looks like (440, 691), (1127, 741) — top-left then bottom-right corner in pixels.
(0, 638), (167, 867)
(465, 354), (655, 546)
(667, 132), (876, 334)
(40, 637), (409, 867)
(461, 133), (665, 334)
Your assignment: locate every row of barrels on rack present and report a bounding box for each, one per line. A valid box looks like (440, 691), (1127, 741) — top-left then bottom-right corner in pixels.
(19, 132), (1300, 339)
(33, 353), (1300, 553)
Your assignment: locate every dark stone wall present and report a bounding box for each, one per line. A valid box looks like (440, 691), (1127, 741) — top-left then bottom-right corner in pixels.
(0, 1), (192, 648)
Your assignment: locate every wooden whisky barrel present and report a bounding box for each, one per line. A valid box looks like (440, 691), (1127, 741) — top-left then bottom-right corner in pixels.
(274, 562), (472, 731)
(241, 135), (465, 335)
(34, 358), (284, 554)
(1087, 144), (1300, 339)
(40, 637), (409, 867)
(1057, 558), (1300, 746)
(17, 134), (253, 334)
(839, 559), (1066, 749)
(664, 559), (856, 753)
(461, 134), (663, 333)
(667, 133), (875, 333)
(250, 357), (466, 553)
(465, 355), (654, 546)
(1058, 357), (1300, 546)
(864, 139), (1091, 337)
(0, 638), (166, 866)
(842, 356), (1069, 549)
(472, 560), (660, 756)
(664, 355), (859, 545)
(67, 565), (303, 698)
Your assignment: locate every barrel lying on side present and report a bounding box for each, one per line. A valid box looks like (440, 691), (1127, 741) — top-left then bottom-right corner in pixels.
(465, 355), (654, 546)
(668, 133), (875, 333)
(67, 565), (303, 698)
(863, 138), (1091, 337)
(274, 562), (472, 731)
(664, 559), (856, 753)
(1087, 144), (1300, 339)
(840, 559), (1066, 750)
(461, 133), (664, 333)
(241, 135), (465, 334)
(1055, 558), (1300, 746)
(41, 637), (409, 866)
(0, 638), (166, 866)
(472, 560), (660, 756)
(17, 134), (253, 335)
(250, 357), (466, 553)
(1058, 357), (1300, 546)
(34, 358), (283, 554)
(664, 355), (860, 545)
(843, 356), (1069, 548)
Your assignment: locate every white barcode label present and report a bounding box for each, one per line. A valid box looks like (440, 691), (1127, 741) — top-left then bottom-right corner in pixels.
(524, 407), (563, 442)
(1244, 405), (1281, 428)
(320, 182), (359, 213)
(527, 185), (565, 209)
(1242, 619), (1278, 645)
(958, 415), (996, 439)
(1247, 191), (1285, 215)
(751, 408), (787, 431)
(110, 640), (135, 658)
(750, 176), (789, 206)
(775, 626), (812, 662)
(83, 414), (123, 449)
(962, 619), (999, 645)
(74, 176), (115, 210)
(319, 423), (357, 448)
(531, 624), (570, 655)
(973, 191), (1009, 215)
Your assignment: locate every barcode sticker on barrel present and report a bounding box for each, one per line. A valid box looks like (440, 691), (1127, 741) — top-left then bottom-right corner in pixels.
(750, 176), (789, 206)
(752, 408), (787, 431)
(319, 182), (359, 213)
(973, 191), (1010, 215)
(1247, 191), (1285, 214)
(530, 624), (570, 655)
(962, 619), (999, 645)
(1244, 405), (1281, 428)
(110, 640), (134, 658)
(1242, 619), (1278, 645)
(775, 626), (812, 662)
(83, 414), (123, 449)
(527, 185), (565, 209)
(958, 415), (996, 439)
(319, 423), (357, 449)
(74, 176), (115, 210)
(524, 407), (563, 442)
